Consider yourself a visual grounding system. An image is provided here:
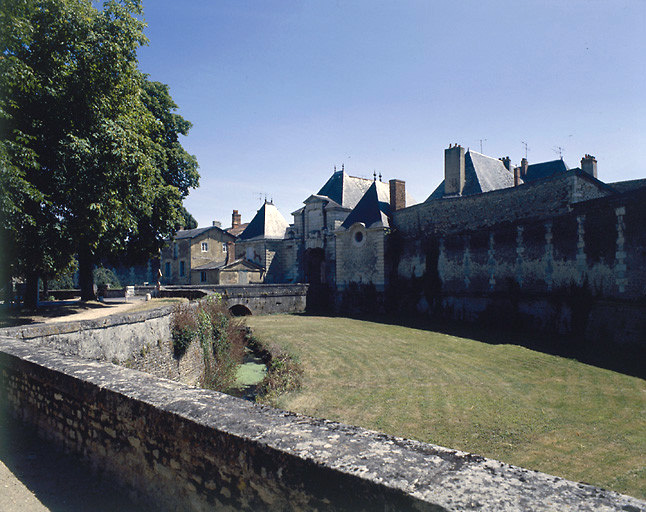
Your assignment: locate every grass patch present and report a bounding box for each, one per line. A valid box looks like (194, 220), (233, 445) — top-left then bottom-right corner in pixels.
(245, 314), (646, 500)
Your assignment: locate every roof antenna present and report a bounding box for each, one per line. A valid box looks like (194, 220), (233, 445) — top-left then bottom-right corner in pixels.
(479, 138), (487, 153)
(552, 146), (565, 159)
(521, 141), (530, 160)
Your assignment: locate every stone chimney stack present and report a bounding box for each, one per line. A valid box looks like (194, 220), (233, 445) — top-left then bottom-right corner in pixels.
(501, 156), (511, 171)
(520, 158), (529, 179)
(231, 209), (241, 229)
(389, 179), (406, 212)
(581, 154), (597, 178)
(444, 144), (466, 196)
(212, 220), (221, 228)
(514, 167), (521, 187)
(226, 241), (235, 264)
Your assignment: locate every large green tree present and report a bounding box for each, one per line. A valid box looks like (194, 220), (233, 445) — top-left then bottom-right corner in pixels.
(0, 0), (199, 304)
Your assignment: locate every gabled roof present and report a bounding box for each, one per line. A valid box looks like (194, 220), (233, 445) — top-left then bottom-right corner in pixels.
(317, 170), (374, 209)
(173, 225), (235, 241)
(524, 159), (569, 182)
(427, 150), (516, 201)
(238, 201), (289, 241)
(341, 181), (392, 229)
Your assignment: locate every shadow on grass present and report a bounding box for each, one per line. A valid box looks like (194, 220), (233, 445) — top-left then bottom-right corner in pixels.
(0, 411), (153, 512)
(296, 311), (646, 380)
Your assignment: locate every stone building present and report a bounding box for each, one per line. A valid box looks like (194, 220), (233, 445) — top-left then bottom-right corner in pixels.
(160, 225), (236, 285)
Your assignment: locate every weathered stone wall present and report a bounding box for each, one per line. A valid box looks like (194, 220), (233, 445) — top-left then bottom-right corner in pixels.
(161, 284), (309, 315)
(391, 185), (646, 345)
(1, 337), (642, 511)
(336, 225), (386, 291)
(0, 306), (205, 386)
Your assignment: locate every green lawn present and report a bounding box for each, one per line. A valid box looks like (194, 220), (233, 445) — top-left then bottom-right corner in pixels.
(245, 314), (646, 499)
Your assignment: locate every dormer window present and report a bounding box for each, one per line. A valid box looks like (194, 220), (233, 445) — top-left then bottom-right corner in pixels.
(201, 242), (208, 252)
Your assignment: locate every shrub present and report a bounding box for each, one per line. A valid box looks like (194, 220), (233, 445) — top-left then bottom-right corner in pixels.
(171, 295), (246, 391)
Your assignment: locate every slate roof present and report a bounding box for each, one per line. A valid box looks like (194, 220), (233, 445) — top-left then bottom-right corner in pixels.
(173, 225), (234, 240)
(317, 171), (375, 210)
(523, 159), (569, 182)
(238, 201), (289, 241)
(341, 181), (392, 229)
(608, 178), (646, 194)
(426, 150), (516, 201)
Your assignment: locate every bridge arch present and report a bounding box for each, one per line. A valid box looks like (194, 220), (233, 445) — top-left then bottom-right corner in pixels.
(229, 304), (252, 317)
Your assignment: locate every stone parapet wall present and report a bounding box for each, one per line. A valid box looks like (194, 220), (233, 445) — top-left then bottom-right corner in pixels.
(1, 337), (643, 512)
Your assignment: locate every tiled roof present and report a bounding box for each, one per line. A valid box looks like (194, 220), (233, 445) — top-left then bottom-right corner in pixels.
(426, 150), (515, 201)
(173, 225), (235, 240)
(524, 159), (569, 182)
(226, 223), (249, 237)
(341, 181), (392, 229)
(608, 179), (646, 194)
(317, 170), (374, 209)
(238, 202), (289, 240)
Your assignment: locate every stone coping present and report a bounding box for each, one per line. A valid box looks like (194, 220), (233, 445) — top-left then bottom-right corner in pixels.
(0, 305), (175, 341)
(0, 337), (643, 511)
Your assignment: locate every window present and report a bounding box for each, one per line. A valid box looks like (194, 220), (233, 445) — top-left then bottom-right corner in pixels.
(222, 243), (227, 252)
(164, 262), (171, 279)
(200, 271), (207, 283)
(354, 231), (364, 243)
(179, 260), (185, 277)
(201, 242), (208, 252)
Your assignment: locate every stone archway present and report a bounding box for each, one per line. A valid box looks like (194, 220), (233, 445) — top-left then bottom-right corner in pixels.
(229, 304), (252, 317)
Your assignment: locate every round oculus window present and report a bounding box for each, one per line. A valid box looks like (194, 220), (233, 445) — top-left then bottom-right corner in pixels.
(354, 231), (364, 243)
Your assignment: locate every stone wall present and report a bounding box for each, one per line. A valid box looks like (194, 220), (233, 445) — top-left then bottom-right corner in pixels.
(336, 225), (386, 291)
(391, 184), (646, 346)
(0, 306), (204, 386)
(1, 337), (642, 511)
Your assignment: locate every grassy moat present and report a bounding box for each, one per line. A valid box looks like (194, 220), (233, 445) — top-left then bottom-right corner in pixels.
(245, 314), (646, 500)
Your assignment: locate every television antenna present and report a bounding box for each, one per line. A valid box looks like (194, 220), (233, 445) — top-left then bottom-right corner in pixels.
(521, 141), (530, 159)
(479, 138), (487, 153)
(253, 192), (268, 203)
(552, 146), (565, 159)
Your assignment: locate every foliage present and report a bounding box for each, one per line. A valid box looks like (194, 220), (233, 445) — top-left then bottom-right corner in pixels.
(93, 267), (121, 288)
(170, 296), (245, 391)
(245, 332), (303, 405)
(0, 0), (199, 304)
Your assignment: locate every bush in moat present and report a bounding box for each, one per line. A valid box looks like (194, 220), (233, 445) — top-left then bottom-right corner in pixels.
(170, 295), (246, 391)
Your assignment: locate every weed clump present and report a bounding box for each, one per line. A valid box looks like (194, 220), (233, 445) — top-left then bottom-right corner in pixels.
(170, 295), (246, 391)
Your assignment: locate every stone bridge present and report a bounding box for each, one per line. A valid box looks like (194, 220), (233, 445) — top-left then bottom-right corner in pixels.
(160, 283), (308, 315)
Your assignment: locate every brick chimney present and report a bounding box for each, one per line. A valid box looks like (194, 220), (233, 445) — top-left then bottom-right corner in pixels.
(212, 220), (221, 228)
(444, 144), (466, 196)
(514, 167), (521, 187)
(389, 179), (406, 212)
(581, 154), (597, 178)
(520, 158), (528, 178)
(501, 156), (511, 171)
(231, 209), (241, 229)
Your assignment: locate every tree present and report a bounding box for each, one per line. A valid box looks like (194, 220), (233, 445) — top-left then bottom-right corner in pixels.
(1, 0), (199, 303)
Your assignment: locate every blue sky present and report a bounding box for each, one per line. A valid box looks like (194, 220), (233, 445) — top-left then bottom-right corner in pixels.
(137, 1), (646, 228)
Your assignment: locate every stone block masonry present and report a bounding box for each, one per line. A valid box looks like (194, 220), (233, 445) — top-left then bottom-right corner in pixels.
(1, 337), (643, 511)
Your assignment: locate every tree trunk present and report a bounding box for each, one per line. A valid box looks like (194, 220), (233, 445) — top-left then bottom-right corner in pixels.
(78, 245), (96, 301)
(24, 272), (39, 310)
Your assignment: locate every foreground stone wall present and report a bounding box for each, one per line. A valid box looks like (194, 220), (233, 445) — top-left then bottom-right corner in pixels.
(0, 305), (205, 386)
(1, 337), (643, 511)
